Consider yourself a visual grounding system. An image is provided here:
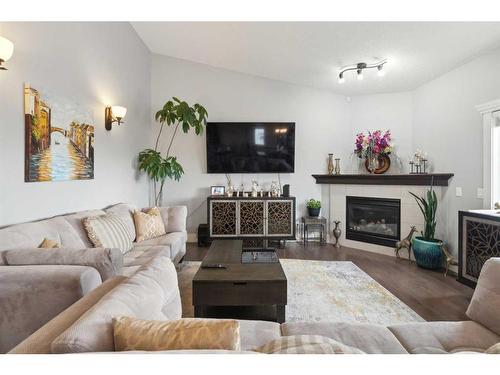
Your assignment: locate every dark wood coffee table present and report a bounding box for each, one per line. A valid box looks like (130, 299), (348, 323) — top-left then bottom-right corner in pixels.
(192, 240), (287, 323)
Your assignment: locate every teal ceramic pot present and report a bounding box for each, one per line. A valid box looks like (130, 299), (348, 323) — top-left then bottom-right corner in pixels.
(412, 237), (443, 270)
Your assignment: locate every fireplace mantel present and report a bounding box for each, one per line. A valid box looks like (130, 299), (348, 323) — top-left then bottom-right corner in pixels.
(312, 173), (454, 186)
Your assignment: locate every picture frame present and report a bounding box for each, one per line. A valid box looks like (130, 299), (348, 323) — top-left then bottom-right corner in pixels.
(211, 186), (225, 196)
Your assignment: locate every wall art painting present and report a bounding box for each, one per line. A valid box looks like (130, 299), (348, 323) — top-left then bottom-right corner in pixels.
(24, 83), (94, 182)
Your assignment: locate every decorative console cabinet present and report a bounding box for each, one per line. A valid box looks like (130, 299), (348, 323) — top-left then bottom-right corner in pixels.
(458, 210), (500, 287)
(208, 196), (296, 240)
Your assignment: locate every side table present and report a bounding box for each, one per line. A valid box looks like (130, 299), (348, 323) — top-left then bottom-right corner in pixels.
(301, 216), (327, 245)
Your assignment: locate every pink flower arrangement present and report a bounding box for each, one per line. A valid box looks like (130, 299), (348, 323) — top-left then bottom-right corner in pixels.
(354, 130), (393, 159)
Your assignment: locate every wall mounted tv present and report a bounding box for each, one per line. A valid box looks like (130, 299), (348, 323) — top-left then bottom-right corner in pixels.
(206, 122), (295, 173)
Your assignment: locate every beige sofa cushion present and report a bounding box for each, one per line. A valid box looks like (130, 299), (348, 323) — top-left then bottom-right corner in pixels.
(158, 206), (187, 233)
(1, 247), (123, 281)
(123, 245), (170, 267)
(51, 255), (181, 353)
(281, 321), (407, 354)
(104, 203), (137, 242)
(136, 232), (187, 262)
(113, 317), (241, 351)
(388, 321), (500, 354)
(0, 216), (86, 251)
(83, 214), (133, 254)
(9, 276), (126, 354)
(466, 258), (500, 335)
(255, 335), (364, 354)
(0, 265), (102, 353)
(238, 320), (282, 351)
(133, 208), (166, 242)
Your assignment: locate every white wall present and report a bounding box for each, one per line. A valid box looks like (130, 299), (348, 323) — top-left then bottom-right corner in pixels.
(0, 22), (152, 226)
(347, 92), (413, 173)
(151, 54), (352, 233)
(412, 47), (500, 255)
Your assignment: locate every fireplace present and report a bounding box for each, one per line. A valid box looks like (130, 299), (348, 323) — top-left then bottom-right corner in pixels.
(346, 196), (401, 247)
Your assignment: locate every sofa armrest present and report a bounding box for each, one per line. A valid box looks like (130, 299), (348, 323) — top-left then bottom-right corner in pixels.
(158, 206), (187, 233)
(0, 265), (102, 353)
(0, 247), (123, 281)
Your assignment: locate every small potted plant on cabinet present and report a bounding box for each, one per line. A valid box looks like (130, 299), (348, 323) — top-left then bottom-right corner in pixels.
(410, 187), (443, 269)
(307, 199), (321, 217)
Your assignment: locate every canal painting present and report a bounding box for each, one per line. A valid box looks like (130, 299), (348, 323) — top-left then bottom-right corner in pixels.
(24, 84), (94, 182)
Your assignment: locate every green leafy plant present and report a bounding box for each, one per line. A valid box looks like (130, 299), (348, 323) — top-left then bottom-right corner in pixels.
(409, 188), (438, 240)
(306, 199), (321, 209)
(138, 97), (208, 206)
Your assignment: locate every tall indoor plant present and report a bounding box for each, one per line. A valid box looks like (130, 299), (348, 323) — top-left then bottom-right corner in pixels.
(138, 97), (208, 206)
(409, 187), (443, 269)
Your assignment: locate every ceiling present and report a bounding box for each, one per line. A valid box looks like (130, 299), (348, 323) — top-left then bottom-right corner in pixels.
(132, 22), (500, 95)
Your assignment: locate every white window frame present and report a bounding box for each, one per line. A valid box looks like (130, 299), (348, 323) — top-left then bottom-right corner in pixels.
(476, 99), (500, 209)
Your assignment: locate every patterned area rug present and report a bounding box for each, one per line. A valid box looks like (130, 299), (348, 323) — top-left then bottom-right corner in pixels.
(177, 259), (424, 325)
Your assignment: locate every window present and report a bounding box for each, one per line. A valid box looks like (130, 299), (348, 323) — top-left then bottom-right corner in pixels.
(254, 128), (264, 145)
(493, 111), (500, 208)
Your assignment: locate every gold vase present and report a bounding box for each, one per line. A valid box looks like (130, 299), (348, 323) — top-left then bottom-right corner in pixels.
(327, 154), (334, 175)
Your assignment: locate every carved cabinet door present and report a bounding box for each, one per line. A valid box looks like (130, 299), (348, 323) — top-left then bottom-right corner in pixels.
(239, 200), (265, 236)
(210, 200), (237, 237)
(266, 200), (294, 237)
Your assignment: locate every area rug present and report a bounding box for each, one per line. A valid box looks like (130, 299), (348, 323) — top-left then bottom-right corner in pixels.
(177, 259), (424, 325)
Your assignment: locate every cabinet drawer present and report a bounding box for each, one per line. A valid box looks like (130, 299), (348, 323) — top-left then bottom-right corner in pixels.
(193, 281), (287, 306)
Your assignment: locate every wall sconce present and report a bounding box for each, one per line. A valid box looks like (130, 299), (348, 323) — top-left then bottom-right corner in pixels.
(105, 105), (127, 131)
(0, 36), (14, 70)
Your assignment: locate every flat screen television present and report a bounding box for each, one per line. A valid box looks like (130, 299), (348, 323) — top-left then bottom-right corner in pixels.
(206, 122), (295, 173)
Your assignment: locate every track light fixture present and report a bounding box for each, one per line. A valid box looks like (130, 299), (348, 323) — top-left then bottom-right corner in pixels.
(338, 59), (387, 84)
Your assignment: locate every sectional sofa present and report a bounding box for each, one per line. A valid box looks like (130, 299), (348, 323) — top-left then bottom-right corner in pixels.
(7, 253), (500, 353)
(0, 203), (187, 352)
(2, 203), (499, 354)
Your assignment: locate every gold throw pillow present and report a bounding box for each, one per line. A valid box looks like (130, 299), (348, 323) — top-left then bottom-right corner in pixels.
(133, 207), (166, 242)
(113, 317), (241, 351)
(39, 238), (61, 249)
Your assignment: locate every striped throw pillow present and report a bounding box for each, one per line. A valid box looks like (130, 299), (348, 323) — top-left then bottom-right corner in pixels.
(254, 335), (364, 354)
(82, 213), (133, 254)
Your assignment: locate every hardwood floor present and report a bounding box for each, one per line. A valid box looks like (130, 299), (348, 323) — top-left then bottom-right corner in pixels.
(184, 241), (474, 322)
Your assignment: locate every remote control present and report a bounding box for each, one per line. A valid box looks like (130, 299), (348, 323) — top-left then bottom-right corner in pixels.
(201, 264), (226, 269)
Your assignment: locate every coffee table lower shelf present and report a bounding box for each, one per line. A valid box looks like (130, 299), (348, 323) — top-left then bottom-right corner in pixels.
(194, 304), (286, 323)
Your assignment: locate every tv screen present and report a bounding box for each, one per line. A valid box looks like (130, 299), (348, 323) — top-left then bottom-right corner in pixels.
(206, 122), (295, 173)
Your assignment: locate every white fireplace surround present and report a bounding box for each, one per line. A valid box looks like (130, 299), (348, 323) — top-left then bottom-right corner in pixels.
(323, 184), (443, 259)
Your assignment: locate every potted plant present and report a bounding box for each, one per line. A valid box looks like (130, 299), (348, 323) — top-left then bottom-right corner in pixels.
(409, 187), (443, 269)
(138, 97), (208, 206)
(306, 199), (321, 217)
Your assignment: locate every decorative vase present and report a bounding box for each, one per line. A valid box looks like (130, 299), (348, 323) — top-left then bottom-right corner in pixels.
(412, 237), (443, 270)
(308, 207), (320, 217)
(364, 154), (391, 174)
(333, 221), (341, 248)
(334, 158), (341, 175)
(327, 154), (334, 175)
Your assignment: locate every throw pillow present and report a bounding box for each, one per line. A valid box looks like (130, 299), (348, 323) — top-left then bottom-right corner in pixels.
(254, 335), (364, 354)
(485, 342), (500, 354)
(82, 213), (133, 254)
(113, 317), (241, 351)
(39, 238), (61, 248)
(133, 207), (166, 242)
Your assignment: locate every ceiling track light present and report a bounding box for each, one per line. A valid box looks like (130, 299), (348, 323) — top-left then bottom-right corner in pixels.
(338, 59), (387, 84)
